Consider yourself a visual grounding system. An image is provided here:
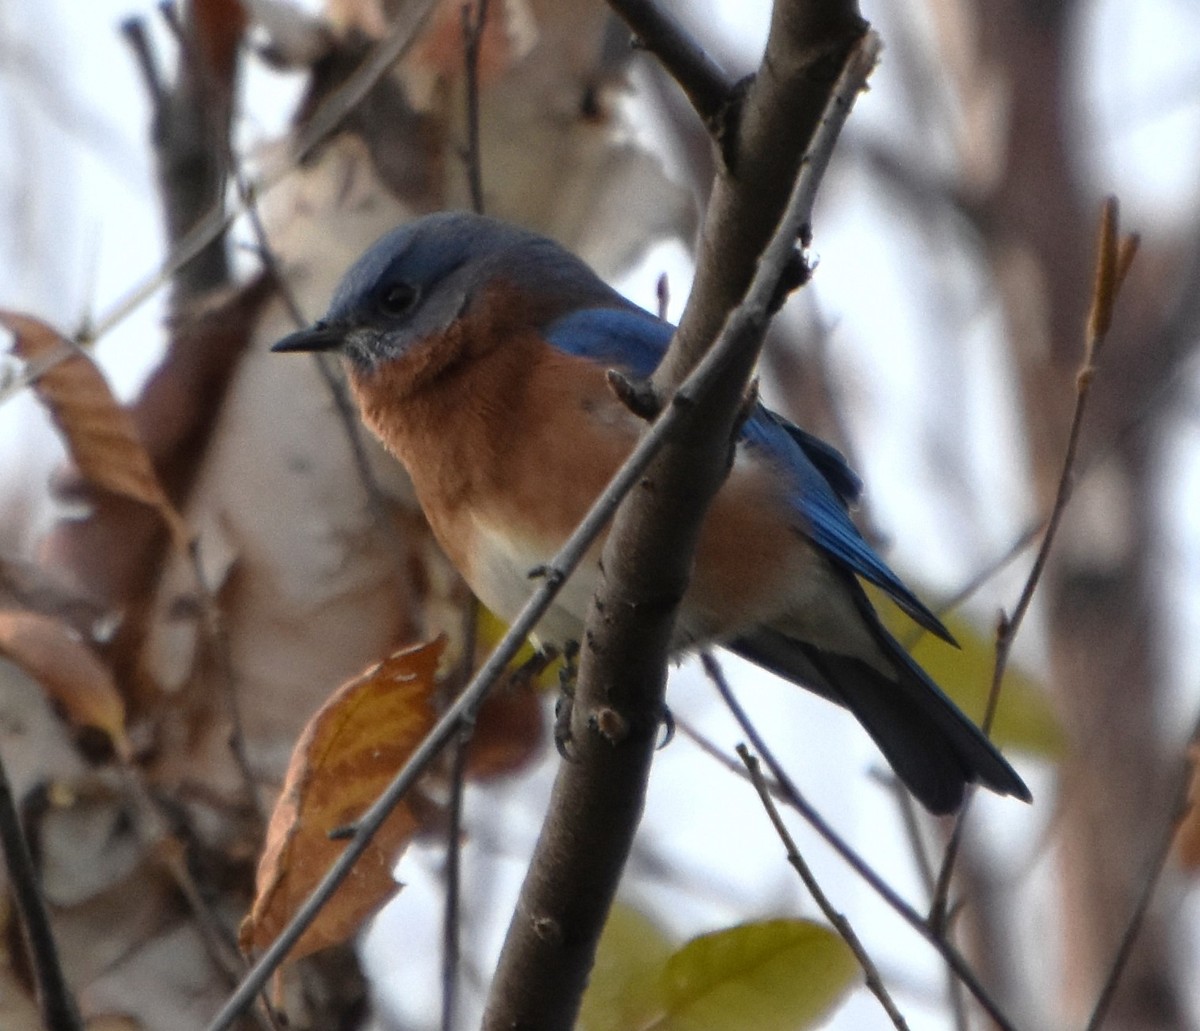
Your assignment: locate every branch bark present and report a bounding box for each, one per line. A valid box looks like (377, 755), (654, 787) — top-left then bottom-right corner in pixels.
(603, 0), (734, 126)
(481, 5), (871, 1027)
(0, 749), (82, 1031)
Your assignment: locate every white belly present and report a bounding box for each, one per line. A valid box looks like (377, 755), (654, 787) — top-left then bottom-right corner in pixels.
(468, 516), (600, 649)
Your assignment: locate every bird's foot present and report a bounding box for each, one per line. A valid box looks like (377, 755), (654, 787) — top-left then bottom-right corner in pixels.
(552, 641), (580, 760)
(657, 704), (676, 750)
(510, 644), (557, 686)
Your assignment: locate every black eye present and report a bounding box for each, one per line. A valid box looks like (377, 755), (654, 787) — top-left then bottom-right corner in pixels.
(378, 282), (419, 317)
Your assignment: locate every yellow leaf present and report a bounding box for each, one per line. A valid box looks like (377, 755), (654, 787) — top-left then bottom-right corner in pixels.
(578, 905), (674, 1031)
(651, 920), (858, 1031)
(239, 638), (444, 962)
(872, 592), (1066, 760)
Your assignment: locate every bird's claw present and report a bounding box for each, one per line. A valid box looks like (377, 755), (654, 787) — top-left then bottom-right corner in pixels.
(552, 642), (580, 761)
(657, 704), (676, 750)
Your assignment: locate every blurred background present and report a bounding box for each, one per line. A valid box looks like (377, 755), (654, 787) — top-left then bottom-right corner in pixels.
(1, 0), (1199, 1028)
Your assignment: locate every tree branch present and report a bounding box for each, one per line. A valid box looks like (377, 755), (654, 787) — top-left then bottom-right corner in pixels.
(707, 660), (1018, 1031)
(656, 0), (866, 390)
(480, 21), (879, 1030)
(0, 748), (82, 1031)
(0, 0), (440, 412)
(929, 197), (1140, 931)
(604, 0), (734, 127)
(1085, 706), (1200, 1030)
(738, 745), (911, 1030)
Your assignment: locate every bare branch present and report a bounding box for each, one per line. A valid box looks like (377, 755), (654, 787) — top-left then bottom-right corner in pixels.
(738, 745), (912, 1030)
(1085, 710), (1200, 1030)
(461, 0), (488, 216)
(480, 30), (880, 1031)
(441, 599), (479, 1031)
(604, 0), (734, 127)
(0, 748), (82, 1031)
(930, 197), (1140, 930)
(705, 656), (1018, 1031)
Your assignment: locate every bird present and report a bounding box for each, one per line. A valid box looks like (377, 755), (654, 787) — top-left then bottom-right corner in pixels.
(272, 211), (1031, 814)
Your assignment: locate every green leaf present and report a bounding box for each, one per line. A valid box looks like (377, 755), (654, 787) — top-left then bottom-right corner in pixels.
(652, 919), (857, 1031)
(578, 904), (674, 1031)
(873, 593), (1066, 760)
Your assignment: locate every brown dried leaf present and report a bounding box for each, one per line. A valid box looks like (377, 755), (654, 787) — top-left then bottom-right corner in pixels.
(466, 670), (545, 780)
(240, 637), (444, 962)
(2, 312), (189, 550)
(0, 609), (129, 759)
(1175, 745), (1200, 872)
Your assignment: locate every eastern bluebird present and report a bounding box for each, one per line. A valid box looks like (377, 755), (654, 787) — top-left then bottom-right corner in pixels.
(273, 211), (1030, 814)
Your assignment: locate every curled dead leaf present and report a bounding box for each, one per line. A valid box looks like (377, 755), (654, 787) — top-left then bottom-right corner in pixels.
(240, 637), (445, 962)
(1, 311), (190, 550)
(0, 609), (130, 760)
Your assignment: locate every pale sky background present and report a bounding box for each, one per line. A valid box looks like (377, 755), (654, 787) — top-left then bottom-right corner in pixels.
(2, 0), (1200, 1028)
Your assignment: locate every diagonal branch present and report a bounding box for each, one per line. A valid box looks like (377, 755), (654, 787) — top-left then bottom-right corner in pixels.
(707, 660), (1018, 1031)
(481, 25), (880, 1031)
(738, 744), (911, 1030)
(604, 0), (734, 127)
(929, 198), (1140, 931)
(0, 0), (440, 410)
(1085, 706), (1200, 1030)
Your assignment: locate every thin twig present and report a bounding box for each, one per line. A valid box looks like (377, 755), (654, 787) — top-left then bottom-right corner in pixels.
(441, 729), (471, 1031)
(119, 18), (166, 107)
(461, 0), (488, 216)
(738, 745), (911, 1031)
(442, 3), (489, 989)
(0, 0), (440, 408)
(441, 598), (479, 1031)
(932, 520), (1043, 622)
(233, 171), (398, 536)
(929, 198), (1139, 931)
(878, 772), (936, 898)
(1085, 710), (1200, 1030)
(701, 654), (1019, 1031)
(603, 0), (734, 127)
(186, 538), (261, 817)
(0, 748), (83, 1031)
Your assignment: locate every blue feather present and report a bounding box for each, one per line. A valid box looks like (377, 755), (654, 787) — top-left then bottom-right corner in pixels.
(544, 306), (952, 642)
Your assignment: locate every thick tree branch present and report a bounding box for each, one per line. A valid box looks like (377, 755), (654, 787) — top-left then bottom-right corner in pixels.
(654, 1), (866, 389)
(481, 19), (877, 1030)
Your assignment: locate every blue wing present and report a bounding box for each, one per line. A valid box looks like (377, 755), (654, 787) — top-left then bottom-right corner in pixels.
(544, 306), (952, 642)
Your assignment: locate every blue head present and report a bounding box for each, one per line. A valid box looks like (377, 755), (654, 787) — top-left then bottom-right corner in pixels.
(272, 212), (625, 372)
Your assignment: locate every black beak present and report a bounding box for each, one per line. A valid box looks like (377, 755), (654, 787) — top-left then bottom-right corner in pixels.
(271, 321), (345, 353)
